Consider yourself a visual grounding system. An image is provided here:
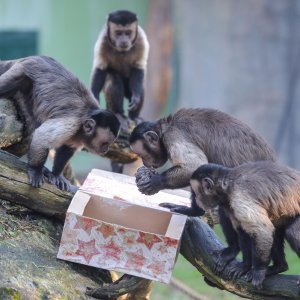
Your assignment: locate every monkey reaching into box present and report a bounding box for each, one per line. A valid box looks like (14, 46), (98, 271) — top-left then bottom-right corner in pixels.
(190, 162), (300, 289)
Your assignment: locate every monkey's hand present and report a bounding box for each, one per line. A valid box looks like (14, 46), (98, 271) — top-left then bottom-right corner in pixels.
(159, 203), (205, 216)
(28, 166), (44, 188)
(45, 172), (71, 191)
(128, 95), (141, 112)
(135, 166), (163, 195)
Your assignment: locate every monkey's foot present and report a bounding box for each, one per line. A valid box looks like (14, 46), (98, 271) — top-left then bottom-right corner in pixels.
(266, 262), (288, 276)
(225, 261), (251, 280)
(27, 167), (44, 188)
(213, 247), (239, 275)
(250, 269), (266, 290)
(46, 173), (71, 191)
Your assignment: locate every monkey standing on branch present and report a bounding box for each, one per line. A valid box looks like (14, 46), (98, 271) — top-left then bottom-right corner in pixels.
(129, 108), (283, 277)
(0, 56), (120, 191)
(91, 10), (149, 125)
(190, 162), (300, 289)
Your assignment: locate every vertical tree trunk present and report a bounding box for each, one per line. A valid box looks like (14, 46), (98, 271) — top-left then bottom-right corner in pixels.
(143, 0), (173, 120)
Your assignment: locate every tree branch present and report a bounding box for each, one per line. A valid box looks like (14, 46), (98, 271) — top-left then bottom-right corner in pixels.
(181, 218), (300, 300)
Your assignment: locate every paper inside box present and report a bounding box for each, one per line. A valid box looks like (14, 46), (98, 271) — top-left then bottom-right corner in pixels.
(58, 190), (187, 283)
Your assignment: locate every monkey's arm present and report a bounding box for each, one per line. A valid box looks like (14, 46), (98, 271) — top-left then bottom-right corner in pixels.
(128, 67), (144, 112)
(136, 142), (208, 195)
(160, 190), (205, 216)
(91, 67), (107, 100)
(28, 118), (78, 189)
(46, 145), (76, 191)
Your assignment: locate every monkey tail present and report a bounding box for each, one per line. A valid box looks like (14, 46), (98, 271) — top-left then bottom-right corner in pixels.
(285, 216), (300, 257)
(0, 60), (13, 76)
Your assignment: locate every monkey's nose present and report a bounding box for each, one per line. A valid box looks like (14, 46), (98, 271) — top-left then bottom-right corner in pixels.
(120, 43), (128, 49)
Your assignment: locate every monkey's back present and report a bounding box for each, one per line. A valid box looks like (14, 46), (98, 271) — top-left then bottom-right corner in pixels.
(13, 56), (99, 124)
(231, 161), (300, 220)
(165, 108), (276, 167)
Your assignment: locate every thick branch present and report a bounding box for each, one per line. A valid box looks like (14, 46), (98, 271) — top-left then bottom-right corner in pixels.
(0, 150), (74, 220)
(180, 218), (300, 300)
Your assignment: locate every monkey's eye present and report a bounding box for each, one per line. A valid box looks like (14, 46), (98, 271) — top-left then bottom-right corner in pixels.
(101, 142), (109, 148)
(125, 31), (132, 36)
(116, 31), (122, 36)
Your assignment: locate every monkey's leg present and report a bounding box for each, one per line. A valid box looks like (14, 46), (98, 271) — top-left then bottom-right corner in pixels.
(214, 208), (240, 275)
(266, 227), (288, 276)
(91, 67), (107, 100)
(227, 228), (252, 280)
(46, 145), (75, 191)
(0, 63), (28, 98)
(243, 223), (274, 289)
(285, 216), (300, 257)
(128, 68), (144, 120)
(104, 73), (126, 124)
(104, 73), (126, 174)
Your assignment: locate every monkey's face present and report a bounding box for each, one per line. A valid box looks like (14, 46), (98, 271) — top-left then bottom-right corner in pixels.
(190, 178), (220, 210)
(83, 126), (117, 156)
(130, 139), (168, 169)
(108, 21), (137, 51)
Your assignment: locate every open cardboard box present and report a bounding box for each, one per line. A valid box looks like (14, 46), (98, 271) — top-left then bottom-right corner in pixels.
(57, 169), (190, 283)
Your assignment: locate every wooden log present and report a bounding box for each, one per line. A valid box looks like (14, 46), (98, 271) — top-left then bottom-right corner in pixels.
(0, 150), (74, 220)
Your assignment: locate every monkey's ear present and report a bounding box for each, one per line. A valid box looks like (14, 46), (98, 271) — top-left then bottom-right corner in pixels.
(143, 131), (159, 145)
(83, 119), (96, 136)
(202, 177), (214, 195)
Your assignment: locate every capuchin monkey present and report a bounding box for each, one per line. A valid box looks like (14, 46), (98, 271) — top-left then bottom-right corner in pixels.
(129, 108), (279, 277)
(190, 162), (300, 289)
(91, 10), (149, 124)
(0, 56), (120, 191)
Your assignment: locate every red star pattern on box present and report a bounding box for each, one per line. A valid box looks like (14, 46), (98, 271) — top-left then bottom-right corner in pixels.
(103, 240), (122, 261)
(163, 237), (178, 248)
(136, 232), (162, 250)
(74, 216), (98, 235)
(125, 249), (146, 272)
(96, 223), (117, 239)
(148, 260), (166, 276)
(75, 239), (100, 263)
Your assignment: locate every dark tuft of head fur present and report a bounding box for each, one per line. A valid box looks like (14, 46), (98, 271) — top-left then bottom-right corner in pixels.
(91, 109), (120, 137)
(129, 121), (156, 144)
(108, 10), (138, 25)
(192, 163), (229, 181)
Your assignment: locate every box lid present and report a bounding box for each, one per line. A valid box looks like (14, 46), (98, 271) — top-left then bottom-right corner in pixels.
(79, 169), (191, 211)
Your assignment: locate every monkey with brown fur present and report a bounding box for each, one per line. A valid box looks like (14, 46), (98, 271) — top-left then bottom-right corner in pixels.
(129, 108), (281, 277)
(0, 56), (120, 191)
(190, 162), (300, 289)
(91, 10), (149, 125)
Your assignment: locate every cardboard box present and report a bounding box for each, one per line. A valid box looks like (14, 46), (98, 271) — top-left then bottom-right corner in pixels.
(57, 169), (190, 283)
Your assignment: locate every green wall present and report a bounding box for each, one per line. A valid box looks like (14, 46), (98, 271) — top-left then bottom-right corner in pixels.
(0, 0), (149, 85)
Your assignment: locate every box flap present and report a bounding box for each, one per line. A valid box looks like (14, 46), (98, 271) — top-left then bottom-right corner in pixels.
(80, 169), (191, 211)
(67, 191), (91, 215)
(165, 214), (188, 239)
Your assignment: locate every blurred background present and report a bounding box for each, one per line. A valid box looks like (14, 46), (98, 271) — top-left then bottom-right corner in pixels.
(0, 0), (299, 299)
